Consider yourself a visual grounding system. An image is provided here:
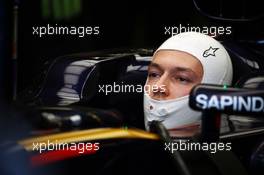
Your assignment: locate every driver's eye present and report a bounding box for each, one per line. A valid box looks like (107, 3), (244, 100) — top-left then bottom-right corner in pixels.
(175, 77), (191, 84)
(179, 77), (187, 82)
(148, 72), (160, 79)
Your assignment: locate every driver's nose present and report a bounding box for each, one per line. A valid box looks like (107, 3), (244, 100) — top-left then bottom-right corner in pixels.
(152, 74), (170, 100)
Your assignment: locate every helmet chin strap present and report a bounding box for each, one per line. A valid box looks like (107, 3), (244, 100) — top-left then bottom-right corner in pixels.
(144, 93), (201, 130)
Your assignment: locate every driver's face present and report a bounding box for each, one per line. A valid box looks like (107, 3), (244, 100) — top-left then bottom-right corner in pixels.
(146, 50), (203, 100)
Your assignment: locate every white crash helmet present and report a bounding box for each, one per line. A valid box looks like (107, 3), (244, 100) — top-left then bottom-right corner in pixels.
(144, 32), (233, 130)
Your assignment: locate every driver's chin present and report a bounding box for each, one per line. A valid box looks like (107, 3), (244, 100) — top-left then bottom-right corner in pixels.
(167, 123), (201, 138)
(150, 94), (186, 101)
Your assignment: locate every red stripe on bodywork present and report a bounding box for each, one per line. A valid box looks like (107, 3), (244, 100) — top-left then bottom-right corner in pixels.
(31, 145), (97, 166)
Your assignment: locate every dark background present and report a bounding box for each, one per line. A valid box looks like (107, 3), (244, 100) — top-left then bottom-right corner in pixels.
(17, 0), (211, 92)
(7, 0), (264, 95)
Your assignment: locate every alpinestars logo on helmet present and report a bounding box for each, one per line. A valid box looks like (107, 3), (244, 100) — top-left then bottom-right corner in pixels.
(203, 46), (219, 57)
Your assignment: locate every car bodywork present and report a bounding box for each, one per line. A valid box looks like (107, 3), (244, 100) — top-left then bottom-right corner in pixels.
(11, 42), (264, 175)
